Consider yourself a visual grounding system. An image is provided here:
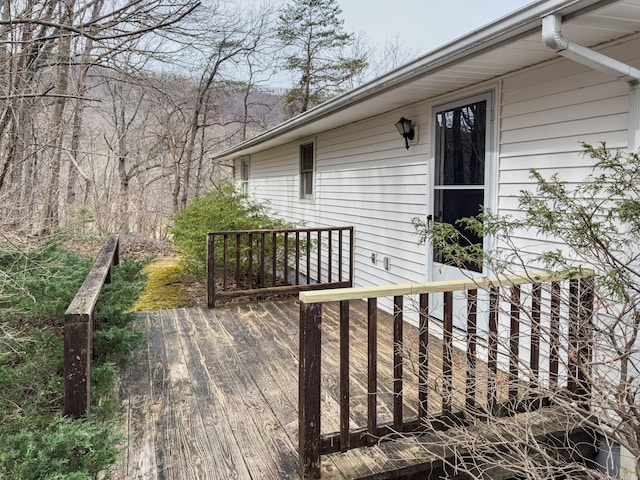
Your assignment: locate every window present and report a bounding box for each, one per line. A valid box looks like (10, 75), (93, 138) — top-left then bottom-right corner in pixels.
(240, 158), (249, 195)
(300, 142), (314, 199)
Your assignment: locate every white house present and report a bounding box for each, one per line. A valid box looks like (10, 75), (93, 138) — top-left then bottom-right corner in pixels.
(212, 1), (640, 475)
(214, 0), (639, 295)
(216, 0), (640, 474)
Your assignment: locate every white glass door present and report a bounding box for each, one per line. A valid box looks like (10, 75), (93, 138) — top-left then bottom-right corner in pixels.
(429, 93), (493, 329)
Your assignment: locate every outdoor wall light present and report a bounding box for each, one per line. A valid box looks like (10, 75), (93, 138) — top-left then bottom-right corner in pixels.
(395, 117), (415, 149)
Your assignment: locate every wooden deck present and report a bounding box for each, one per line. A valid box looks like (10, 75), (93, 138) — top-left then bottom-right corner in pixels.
(114, 297), (592, 480)
(115, 299), (464, 479)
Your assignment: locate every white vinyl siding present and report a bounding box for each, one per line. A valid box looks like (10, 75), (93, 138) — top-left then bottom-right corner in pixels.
(497, 36), (640, 263)
(241, 34), (639, 301)
(249, 110), (429, 290)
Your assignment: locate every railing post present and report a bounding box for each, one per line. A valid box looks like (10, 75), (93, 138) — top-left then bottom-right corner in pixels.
(207, 233), (215, 308)
(299, 301), (322, 479)
(349, 227), (355, 287)
(64, 311), (92, 417)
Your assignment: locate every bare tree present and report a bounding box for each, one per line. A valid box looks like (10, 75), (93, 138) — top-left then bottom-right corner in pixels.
(0, 0), (199, 234)
(173, 1), (275, 211)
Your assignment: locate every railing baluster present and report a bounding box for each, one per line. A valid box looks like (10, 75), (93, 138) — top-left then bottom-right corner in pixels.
(442, 291), (453, 417)
(260, 233), (266, 288)
(568, 279), (579, 395)
(349, 227), (355, 287)
(317, 231), (322, 283)
(248, 233), (254, 290)
(393, 295), (403, 431)
(339, 300), (350, 451)
(338, 229), (343, 282)
(578, 278), (594, 405)
(272, 232), (277, 287)
(306, 231), (311, 284)
(466, 289), (477, 412)
(418, 293), (429, 423)
(509, 285), (521, 405)
(284, 232), (289, 286)
(488, 286), (499, 415)
(530, 284), (542, 405)
(367, 297), (378, 445)
(207, 233), (216, 308)
(295, 231), (300, 286)
(223, 234), (228, 291)
(235, 234), (241, 288)
(328, 230), (333, 283)
(549, 282), (561, 390)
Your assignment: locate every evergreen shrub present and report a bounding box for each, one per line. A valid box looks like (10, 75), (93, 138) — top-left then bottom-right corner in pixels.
(170, 181), (293, 277)
(0, 234), (148, 478)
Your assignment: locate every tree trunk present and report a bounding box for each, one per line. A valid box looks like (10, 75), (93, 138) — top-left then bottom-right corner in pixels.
(67, 0), (103, 207)
(42, 0), (75, 233)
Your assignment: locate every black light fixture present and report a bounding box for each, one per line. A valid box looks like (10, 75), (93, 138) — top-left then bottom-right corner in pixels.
(395, 117), (415, 149)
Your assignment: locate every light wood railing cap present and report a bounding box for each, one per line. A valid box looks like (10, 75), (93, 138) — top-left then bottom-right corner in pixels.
(299, 269), (594, 304)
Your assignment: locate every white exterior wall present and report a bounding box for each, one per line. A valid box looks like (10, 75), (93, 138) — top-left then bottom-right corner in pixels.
(241, 35), (640, 294)
(232, 32), (640, 480)
(248, 109), (430, 290)
(498, 37), (639, 262)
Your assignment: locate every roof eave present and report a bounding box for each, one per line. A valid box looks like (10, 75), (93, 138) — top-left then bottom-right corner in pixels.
(211, 0), (612, 161)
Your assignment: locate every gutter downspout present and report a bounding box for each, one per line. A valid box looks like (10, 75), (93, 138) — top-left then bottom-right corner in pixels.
(542, 14), (640, 151)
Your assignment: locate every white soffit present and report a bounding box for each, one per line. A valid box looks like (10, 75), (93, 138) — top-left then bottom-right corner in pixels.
(213, 0), (640, 160)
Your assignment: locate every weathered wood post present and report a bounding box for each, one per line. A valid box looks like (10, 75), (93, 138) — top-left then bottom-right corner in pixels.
(64, 309), (93, 416)
(207, 233), (215, 308)
(299, 300), (322, 479)
(577, 277), (594, 407)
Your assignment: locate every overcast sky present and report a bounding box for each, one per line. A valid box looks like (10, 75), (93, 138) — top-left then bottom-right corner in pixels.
(338, 0), (534, 53)
(232, 0), (537, 86)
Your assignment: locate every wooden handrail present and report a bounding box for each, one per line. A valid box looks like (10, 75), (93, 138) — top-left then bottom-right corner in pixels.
(298, 270), (595, 478)
(299, 269), (595, 303)
(64, 234), (120, 417)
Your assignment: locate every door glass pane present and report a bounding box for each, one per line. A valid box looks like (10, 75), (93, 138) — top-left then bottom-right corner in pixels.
(433, 97), (488, 274)
(435, 101), (486, 186)
(433, 189), (483, 272)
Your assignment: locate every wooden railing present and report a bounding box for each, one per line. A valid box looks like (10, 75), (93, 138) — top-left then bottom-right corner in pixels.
(207, 226), (354, 307)
(298, 271), (594, 478)
(64, 234), (120, 417)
